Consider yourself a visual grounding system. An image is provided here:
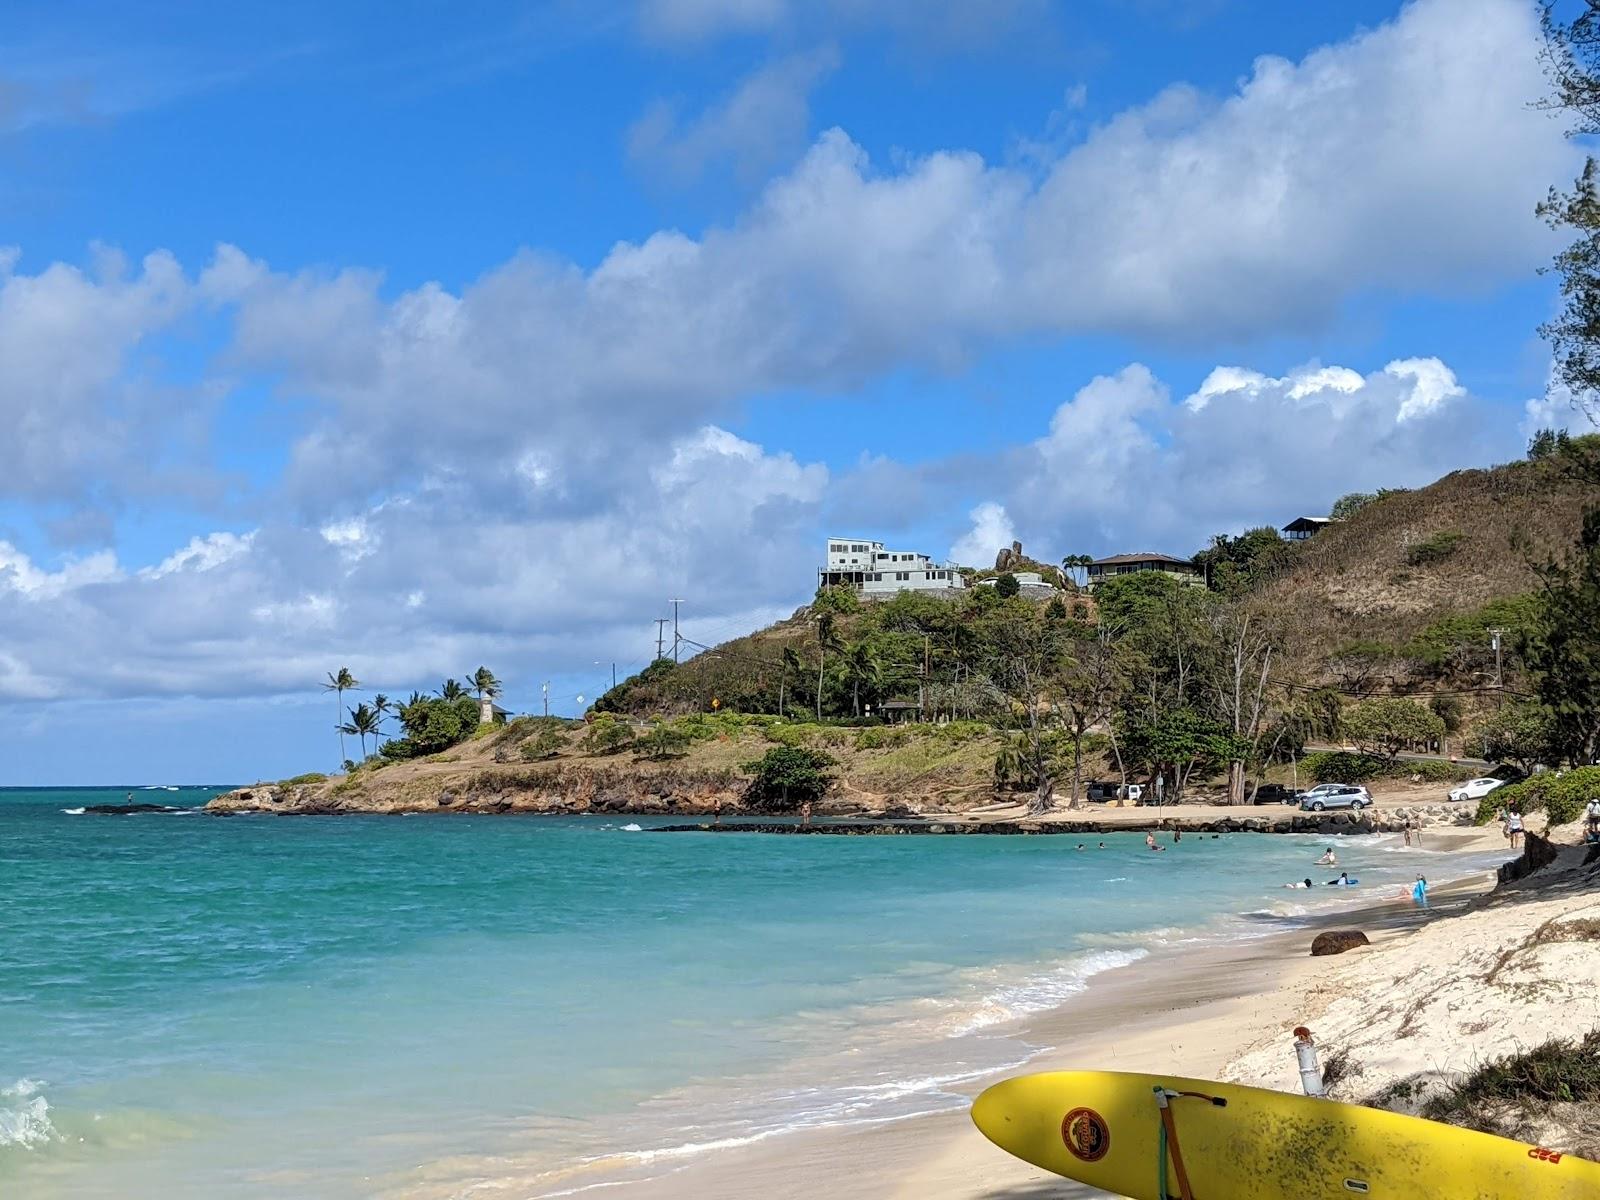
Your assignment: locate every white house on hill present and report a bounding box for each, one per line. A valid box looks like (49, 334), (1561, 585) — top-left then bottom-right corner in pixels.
(819, 538), (967, 595)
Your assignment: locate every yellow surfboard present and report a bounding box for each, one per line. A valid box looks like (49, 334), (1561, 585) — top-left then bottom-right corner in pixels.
(971, 1070), (1600, 1199)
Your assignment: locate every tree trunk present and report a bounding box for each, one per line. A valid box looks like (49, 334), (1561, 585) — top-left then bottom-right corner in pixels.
(816, 652), (825, 721)
(779, 678), (785, 719)
(1070, 728), (1084, 810)
(336, 688), (346, 764)
(1228, 759), (1245, 805)
(853, 679), (860, 717)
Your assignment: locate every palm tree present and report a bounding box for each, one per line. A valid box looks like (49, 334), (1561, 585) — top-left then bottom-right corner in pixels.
(439, 678), (467, 701)
(343, 702), (380, 759)
(323, 667), (360, 764)
(815, 614), (840, 721)
(469, 666), (501, 702)
(372, 694), (391, 739)
(779, 647), (802, 718)
(842, 641), (883, 717)
(1061, 554), (1095, 590)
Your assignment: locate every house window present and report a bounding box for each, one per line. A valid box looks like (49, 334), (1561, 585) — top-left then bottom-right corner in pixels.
(872, 573), (882, 581)
(896, 571), (909, 581)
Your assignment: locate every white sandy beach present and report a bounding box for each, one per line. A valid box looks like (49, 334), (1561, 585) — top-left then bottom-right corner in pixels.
(609, 822), (1599, 1199)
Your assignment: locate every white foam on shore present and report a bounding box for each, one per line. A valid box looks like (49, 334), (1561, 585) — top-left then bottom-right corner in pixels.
(948, 948), (1148, 1034)
(61, 807), (85, 815)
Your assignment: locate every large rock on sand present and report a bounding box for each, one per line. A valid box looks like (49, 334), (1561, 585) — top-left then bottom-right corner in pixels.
(1311, 930), (1370, 957)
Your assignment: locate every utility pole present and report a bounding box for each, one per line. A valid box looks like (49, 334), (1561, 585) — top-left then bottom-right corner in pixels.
(1488, 628), (1505, 709)
(542, 682), (549, 718)
(611, 662), (617, 689)
(669, 599), (685, 663)
(655, 619), (669, 661)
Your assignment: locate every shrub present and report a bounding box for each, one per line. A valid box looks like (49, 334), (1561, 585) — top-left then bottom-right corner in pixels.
(763, 723), (811, 748)
(854, 726), (914, 750)
(520, 725), (567, 761)
(1476, 766), (1600, 827)
(634, 727), (691, 760)
(280, 772), (328, 786)
(994, 572), (1021, 599)
(1422, 1030), (1600, 1130)
(581, 715), (636, 756)
(1299, 750), (1384, 784)
(740, 746), (836, 810)
(1405, 530), (1466, 566)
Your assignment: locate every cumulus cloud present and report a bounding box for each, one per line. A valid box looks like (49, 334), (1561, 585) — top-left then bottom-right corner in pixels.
(950, 501), (1016, 569)
(997, 357), (1505, 556)
(0, 0), (1574, 707)
(628, 47), (839, 185)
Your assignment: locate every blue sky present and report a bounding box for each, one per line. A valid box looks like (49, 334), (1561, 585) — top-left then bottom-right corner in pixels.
(0, 0), (1593, 783)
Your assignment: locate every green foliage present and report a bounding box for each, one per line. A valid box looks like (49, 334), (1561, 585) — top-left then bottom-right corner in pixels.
(634, 726), (692, 760)
(380, 695), (482, 759)
(1528, 427), (1571, 460)
(854, 725), (913, 750)
(1422, 1030), (1600, 1128)
(1475, 704), (1559, 774)
(592, 657), (678, 714)
(739, 746), (836, 810)
(1330, 492), (1376, 520)
(1193, 526), (1297, 595)
(1296, 750), (1383, 784)
(1340, 698), (1446, 760)
(994, 572), (1020, 599)
(279, 772), (328, 786)
(1117, 708), (1247, 786)
(520, 724), (567, 761)
(763, 722), (812, 747)
(581, 715), (636, 756)
(1476, 766), (1600, 827)
(1404, 530), (1466, 567)
(812, 584), (859, 616)
(1404, 594), (1539, 673)
(1429, 693), (1464, 734)
(1520, 508), (1600, 763)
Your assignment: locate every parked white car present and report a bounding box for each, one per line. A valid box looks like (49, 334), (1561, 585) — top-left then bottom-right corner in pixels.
(1448, 777), (1506, 804)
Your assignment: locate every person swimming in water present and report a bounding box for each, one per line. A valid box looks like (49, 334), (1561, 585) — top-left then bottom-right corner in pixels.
(1324, 872), (1357, 886)
(1316, 847), (1337, 866)
(1283, 878), (1314, 889)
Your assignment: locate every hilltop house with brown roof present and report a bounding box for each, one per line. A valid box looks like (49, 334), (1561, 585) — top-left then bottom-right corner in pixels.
(1085, 552), (1203, 589)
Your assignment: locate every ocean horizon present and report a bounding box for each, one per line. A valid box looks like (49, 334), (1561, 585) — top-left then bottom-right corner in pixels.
(1, 787), (1505, 1198)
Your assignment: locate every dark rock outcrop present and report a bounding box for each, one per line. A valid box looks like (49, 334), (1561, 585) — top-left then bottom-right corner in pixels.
(1310, 930), (1370, 956)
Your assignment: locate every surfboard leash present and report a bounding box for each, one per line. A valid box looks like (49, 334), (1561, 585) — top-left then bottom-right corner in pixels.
(1154, 1087), (1227, 1200)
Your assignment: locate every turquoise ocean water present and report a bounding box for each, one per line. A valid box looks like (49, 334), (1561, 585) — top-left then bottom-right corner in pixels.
(1, 788), (1507, 1198)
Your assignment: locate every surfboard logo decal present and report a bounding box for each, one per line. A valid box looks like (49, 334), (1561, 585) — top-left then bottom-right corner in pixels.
(1061, 1107), (1110, 1162)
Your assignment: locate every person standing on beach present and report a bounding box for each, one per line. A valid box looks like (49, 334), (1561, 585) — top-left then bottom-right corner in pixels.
(1412, 876), (1429, 907)
(1506, 808), (1523, 849)
(1586, 794), (1600, 838)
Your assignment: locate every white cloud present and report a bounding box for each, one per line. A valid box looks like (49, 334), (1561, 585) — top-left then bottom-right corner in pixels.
(997, 356), (1502, 556)
(628, 47), (839, 185)
(0, 0), (1574, 706)
(1521, 372), (1600, 439)
(950, 502), (1016, 569)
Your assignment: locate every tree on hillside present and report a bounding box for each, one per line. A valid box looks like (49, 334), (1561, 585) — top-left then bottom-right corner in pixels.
(779, 647), (802, 718)
(1061, 554), (1095, 589)
(1061, 627), (1128, 808)
(840, 640), (883, 717)
(340, 702), (380, 759)
(1521, 507), (1600, 764)
(994, 572), (1021, 599)
(1207, 610), (1280, 804)
(1330, 492), (1376, 521)
(1537, 2), (1600, 420)
(1340, 698), (1446, 763)
(811, 586), (855, 720)
(372, 694), (392, 739)
(1193, 527), (1297, 596)
(1117, 707), (1245, 802)
(439, 678), (468, 701)
(741, 746), (835, 818)
(469, 666), (502, 703)
(978, 609), (1070, 814)
(1475, 703), (1559, 775)
(323, 667), (360, 765)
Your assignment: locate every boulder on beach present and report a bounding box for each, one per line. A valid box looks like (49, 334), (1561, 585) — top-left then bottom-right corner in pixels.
(1310, 930), (1371, 957)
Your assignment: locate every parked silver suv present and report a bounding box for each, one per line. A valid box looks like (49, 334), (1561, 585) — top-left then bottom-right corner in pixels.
(1298, 784), (1373, 812)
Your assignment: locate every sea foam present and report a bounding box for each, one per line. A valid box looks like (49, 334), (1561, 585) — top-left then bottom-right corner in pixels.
(0, 1079), (57, 1150)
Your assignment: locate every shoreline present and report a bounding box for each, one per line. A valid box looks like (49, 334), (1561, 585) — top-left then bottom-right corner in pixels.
(488, 827), (1514, 1199)
(608, 824), (1598, 1200)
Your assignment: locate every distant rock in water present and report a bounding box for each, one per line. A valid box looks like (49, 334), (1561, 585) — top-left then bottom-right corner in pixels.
(1310, 930), (1370, 957)
(82, 803), (185, 815)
